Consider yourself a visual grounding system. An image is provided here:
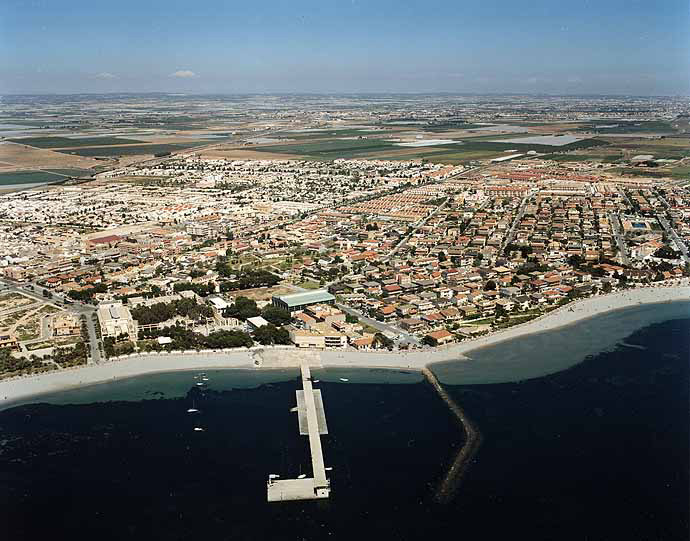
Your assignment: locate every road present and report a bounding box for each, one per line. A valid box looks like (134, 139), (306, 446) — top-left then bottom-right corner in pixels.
(609, 212), (631, 266)
(501, 191), (534, 251)
(385, 196), (450, 262)
(335, 302), (421, 347)
(0, 278), (101, 363)
(657, 214), (690, 264)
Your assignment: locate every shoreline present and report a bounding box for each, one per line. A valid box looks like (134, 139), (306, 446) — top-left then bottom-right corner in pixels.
(1, 284), (688, 407)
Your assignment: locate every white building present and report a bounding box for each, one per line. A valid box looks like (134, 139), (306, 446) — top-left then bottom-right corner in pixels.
(97, 301), (138, 341)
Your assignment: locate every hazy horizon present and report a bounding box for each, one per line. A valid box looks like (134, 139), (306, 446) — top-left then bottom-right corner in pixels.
(2, 0), (688, 96)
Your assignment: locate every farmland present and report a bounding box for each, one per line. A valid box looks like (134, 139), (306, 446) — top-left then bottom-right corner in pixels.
(9, 136), (145, 148)
(62, 142), (205, 157)
(0, 170), (70, 186)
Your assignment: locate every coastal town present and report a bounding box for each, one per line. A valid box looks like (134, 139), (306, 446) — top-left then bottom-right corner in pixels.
(1, 135), (689, 379)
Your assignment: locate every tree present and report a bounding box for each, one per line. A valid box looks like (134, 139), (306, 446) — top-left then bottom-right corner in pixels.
(484, 280), (497, 291)
(224, 296), (260, 320)
(568, 254), (583, 267)
(422, 335), (438, 347)
(345, 313), (359, 324)
(261, 305), (291, 326)
(373, 332), (393, 350)
(253, 324), (291, 345)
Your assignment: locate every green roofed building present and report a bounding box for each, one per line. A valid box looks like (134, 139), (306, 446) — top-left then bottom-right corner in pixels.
(272, 289), (336, 313)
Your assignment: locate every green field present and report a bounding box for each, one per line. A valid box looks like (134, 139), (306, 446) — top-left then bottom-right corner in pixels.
(249, 135), (606, 162)
(670, 166), (690, 179)
(61, 143), (203, 157)
(9, 136), (145, 148)
(575, 120), (675, 134)
(251, 138), (397, 158)
(0, 170), (67, 186)
(43, 168), (94, 177)
(408, 137), (607, 155)
(424, 150), (505, 164)
(541, 153), (624, 163)
(421, 122), (486, 132)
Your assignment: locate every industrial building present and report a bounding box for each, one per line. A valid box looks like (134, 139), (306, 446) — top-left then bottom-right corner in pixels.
(272, 290), (335, 313)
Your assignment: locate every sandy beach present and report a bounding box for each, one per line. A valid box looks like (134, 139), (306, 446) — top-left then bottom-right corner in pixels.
(1, 284), (688, 406)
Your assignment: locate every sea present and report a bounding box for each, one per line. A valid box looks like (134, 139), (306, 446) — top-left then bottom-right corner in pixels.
(1, 301), (688, 541)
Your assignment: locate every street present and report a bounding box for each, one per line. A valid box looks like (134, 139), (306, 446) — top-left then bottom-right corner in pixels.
(0, 278), (101, 363)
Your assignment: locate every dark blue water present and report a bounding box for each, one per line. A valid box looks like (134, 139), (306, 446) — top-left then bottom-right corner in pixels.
(0, 317), (688, 540)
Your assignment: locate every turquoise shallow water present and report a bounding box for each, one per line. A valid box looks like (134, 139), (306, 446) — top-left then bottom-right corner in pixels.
(15, 300), (689, 410)
(432, 299), (690, 384)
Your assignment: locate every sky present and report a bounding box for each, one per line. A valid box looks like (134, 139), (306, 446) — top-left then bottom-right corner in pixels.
(1, 0), (688, 95)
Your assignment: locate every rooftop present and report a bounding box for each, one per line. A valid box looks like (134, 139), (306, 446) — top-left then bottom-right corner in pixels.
(275, 289), (335, 307)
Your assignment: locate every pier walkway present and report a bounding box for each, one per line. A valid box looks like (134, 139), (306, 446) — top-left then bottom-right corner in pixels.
(267, 362), (331, 502)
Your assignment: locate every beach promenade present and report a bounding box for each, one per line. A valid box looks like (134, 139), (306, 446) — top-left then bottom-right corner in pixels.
(1, 284), (688, 407)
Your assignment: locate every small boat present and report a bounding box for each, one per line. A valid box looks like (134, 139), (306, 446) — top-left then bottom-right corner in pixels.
(313, 379), (320, 383)
(196, 382), (205, 386)
(194, 427), (204, 432)
(339, 378), (349, 382)
(290, 406), (298, 412)
(268, 474), (280, 479)
(202, 377), (209, 381)
(297, 474), (307, 479)
(325, 467), (333, 471)
(187, 408), (199, 413)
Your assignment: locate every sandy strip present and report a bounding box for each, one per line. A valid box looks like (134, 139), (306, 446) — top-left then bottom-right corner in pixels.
(0, 284), (688, 406)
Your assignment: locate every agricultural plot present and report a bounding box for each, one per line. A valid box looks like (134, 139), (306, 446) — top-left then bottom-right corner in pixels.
(574, 120), (675, 134)
(603, 137), (690, 160)
(251, 139), (398, 159)
(62, 142), (204, 157)
(542, 153), (624, 163)
(0, 170), (73, 186)
(8, 136), (145, 148)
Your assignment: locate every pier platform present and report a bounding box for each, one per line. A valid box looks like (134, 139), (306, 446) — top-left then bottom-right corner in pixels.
(267, 362), (331, 502)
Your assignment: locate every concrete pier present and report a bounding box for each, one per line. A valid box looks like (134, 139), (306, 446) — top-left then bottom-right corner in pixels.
(267, 362), (331, 502)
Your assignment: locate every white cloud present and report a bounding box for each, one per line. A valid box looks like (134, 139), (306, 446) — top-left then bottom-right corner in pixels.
(94, 72), (117, 79)
(170, 70), (197, 78)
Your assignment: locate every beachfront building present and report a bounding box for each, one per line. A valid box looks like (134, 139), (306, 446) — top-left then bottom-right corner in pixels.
(97, 301), (138, 341)
(272, 290), (336, 313)
(289, 323), (348, 349)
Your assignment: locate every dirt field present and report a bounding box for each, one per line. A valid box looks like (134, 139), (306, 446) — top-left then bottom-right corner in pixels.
(0, 142), (101, 170)
(229, 284), (297, 301)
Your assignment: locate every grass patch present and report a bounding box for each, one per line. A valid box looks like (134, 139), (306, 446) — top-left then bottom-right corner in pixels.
(297, 280), (321, 290)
